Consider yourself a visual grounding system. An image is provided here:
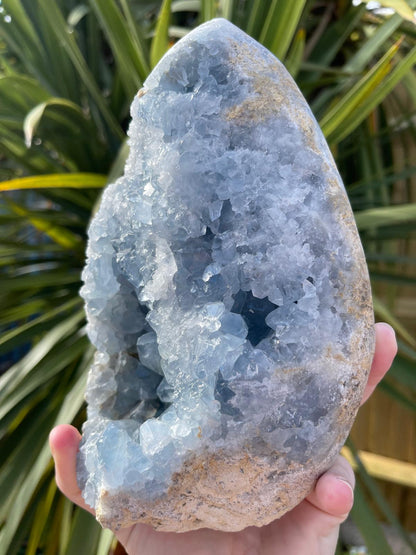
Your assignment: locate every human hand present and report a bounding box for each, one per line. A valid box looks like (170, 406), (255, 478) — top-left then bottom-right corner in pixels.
(50, 322), (397, 555)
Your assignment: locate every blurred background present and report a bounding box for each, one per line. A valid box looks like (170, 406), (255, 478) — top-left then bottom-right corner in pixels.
(0, 1), (415, 553)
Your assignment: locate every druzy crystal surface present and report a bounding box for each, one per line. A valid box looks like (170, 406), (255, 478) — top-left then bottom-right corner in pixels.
(78, 19), (375, 532)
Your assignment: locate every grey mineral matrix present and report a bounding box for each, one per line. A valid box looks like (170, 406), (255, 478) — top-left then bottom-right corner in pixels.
(78, 18), (375, 532)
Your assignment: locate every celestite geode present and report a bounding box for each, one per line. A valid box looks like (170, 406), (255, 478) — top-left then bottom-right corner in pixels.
(78, 19), (375, 532)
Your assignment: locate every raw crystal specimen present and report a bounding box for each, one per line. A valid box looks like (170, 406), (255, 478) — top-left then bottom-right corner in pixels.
(78, 18), (375, 532)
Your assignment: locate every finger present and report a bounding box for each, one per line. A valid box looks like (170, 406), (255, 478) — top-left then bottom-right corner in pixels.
(49, 424), (95, 515)
(306, 455), (355, 521)
(361, 322), (397, 405)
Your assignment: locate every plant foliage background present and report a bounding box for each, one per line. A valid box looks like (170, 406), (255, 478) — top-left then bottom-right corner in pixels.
(0, 0), (416, 553)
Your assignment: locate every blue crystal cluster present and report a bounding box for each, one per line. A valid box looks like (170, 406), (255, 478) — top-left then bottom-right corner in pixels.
(78, 19), (374, 530)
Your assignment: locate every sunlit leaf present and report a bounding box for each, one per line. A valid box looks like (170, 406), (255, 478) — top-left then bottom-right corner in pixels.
(259, 0), (307, 60)
(355, 203), (416, 229)
(67, 5), (90, 29)
(285, 28), (306, 78)
(96, 528), (117, 555)
(362, 0), (416, 22)
(151, 0), (172, 68)
(172, 0), (201, 12)
(320, 40), (400, 140)
(90, 0), (149, 98)
(343, 13), (403, 73)
(22, 472), (57, 555)
(64, 508), (102, 555)
(220, 0), (234, 20)
(328, 45), (416, 143)
(200, 0), (217, 23)
(0, 173), (107, 192)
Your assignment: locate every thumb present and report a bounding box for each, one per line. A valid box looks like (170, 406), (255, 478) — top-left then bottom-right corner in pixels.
(49, 424), (95, 516)
(306, 454), (355, 523)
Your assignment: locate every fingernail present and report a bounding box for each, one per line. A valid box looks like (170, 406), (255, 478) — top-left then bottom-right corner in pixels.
(336, 478), (354, 501)
(377, 322), (396, 337)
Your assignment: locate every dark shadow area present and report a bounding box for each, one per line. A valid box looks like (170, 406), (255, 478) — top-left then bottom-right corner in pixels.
(231, 290), (278, 346)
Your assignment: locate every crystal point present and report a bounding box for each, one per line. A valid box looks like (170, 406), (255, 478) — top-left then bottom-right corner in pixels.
(78, 18), (374, 532)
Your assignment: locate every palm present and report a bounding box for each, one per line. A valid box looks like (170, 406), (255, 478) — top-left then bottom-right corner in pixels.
(116, 449), (354, 555)
(117, 490), (348, 555)
(50, 323), (396, 555)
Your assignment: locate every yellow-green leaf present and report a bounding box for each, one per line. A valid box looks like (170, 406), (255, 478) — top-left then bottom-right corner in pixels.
(25, 480), (57, 555)
(200, 0), (217, 22)
(259, 0), (307, 61)
(64, 508), (102, 555)
(326, 44), (416, 144)
(285, 28), (306, 78)
(150, 0), (172, 69)
(355, 203), (416, 229)
(320, 40), (400, 139)
(0, 173), (107, 191)
(96, 529), (117, 555)
(89, 0), (149, 98)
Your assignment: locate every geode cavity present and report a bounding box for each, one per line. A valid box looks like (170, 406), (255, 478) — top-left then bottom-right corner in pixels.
(78, 18), (375, 532)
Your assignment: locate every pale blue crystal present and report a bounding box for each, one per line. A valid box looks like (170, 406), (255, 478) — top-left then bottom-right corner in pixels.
(78, 18), (374, 532)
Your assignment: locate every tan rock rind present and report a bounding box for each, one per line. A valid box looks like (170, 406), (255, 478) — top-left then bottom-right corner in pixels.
(95, 396), (367, 533)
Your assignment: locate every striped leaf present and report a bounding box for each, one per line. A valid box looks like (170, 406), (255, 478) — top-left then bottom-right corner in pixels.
(0, 173), (107, 192)
(151, 0), (173, 68)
